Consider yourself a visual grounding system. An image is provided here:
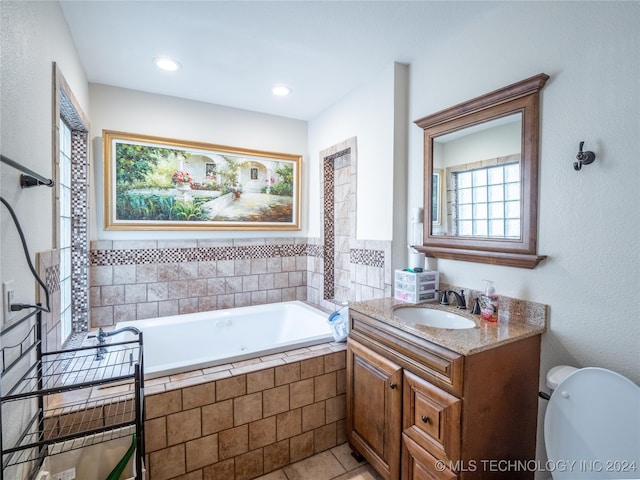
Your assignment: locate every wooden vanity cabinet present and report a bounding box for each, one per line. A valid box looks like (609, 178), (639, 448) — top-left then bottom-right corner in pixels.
(347, 310), (541, 480)
(346, 337), (403, 479)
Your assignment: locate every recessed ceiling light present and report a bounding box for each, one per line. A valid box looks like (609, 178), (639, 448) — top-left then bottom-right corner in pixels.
(272, 85), (291, 96)
(154, 57), (181, 72)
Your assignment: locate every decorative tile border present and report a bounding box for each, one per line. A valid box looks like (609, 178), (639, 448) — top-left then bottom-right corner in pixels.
(60, 88), (90, 335)
(90, 243), (387, 269)
(323, 159), (336, 300)
(91, 244), (310, 267)
(349, 249), (384, 268)
(37, 249), (61, 352)
(71, 129), (89, 332)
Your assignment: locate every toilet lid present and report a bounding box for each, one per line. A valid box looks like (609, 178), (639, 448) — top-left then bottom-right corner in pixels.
(544, 367), (640, 479)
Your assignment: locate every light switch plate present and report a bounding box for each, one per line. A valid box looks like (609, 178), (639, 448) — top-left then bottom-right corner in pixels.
(3, 280), (16, 324)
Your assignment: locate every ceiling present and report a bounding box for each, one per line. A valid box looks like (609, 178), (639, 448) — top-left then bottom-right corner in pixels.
(59, 1), (501, 121)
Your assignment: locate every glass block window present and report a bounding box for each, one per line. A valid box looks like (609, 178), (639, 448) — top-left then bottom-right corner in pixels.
(452, 162), (520, 238)
(59, 119), (72, 342)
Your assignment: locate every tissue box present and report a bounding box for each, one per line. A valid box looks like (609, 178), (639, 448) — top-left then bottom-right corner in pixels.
(394, 270), (439, 304)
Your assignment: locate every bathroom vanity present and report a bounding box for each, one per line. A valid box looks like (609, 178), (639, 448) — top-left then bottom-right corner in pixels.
(346, 297), (547, 480)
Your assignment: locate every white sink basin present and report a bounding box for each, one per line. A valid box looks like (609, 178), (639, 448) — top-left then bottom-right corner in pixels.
(393, 307), (476, 329)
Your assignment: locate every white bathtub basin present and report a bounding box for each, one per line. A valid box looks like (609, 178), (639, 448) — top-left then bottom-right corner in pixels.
(393, 307), (476, 329)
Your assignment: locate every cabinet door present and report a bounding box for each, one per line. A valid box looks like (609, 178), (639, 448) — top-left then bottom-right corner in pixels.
(402, 433), (458, 480)
(347, 338), (403, 480)
(403, 370), (461, 464)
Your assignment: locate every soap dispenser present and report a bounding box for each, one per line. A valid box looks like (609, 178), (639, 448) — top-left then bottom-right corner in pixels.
(479, 280), (499, 322)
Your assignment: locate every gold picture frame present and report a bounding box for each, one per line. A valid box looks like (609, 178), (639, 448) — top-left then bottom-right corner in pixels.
(103, 130), (301, 231)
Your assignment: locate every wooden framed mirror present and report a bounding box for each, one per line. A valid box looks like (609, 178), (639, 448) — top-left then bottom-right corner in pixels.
(414, 73), (549, 268)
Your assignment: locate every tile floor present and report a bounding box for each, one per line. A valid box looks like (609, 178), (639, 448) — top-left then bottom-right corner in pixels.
(256, 443), (383, 480)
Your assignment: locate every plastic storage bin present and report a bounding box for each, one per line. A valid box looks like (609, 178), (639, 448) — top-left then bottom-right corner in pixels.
(394, 270), (439, 304)
(37, 435), (144, 480)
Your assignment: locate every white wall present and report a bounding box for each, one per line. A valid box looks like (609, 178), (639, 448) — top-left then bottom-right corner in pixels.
(0, 1), (88, 311)
(437, 120), (522, 168)
(307, 63), (401, 242)
(88, 84), (308, 240)
(405, 1), (639, 472)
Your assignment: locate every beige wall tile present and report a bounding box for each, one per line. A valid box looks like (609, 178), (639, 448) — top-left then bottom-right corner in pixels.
(289, 431), (314, 463)
(325, 394), (346, 424)
(58, 407), (103, 437)
(336, 369), (346, 395)
(186, 433), (219, 471)
(336, 419), (347, 445)
(235, 448), (264, 480)
(170, 370), (203, 383)
(247, 368), (275, 393)
(149, 444), (185, 480)
(234, 392), (263, 426)
(145, 416), (167, 453)
(276, 408), (302, 441)
(101, 285), (124, 306)
(263, 439), (290, 474)
(169, 471), (204, 480)
(263, 385), (290, 417)
(216, 374), (246, 401)
(232, 358), (285, 376)
(145, 383), (166, 395)
(249, 416), (276, 450)
(183, 382), (216, 410)
(203, 458), (234, 480)
(300, 357), (324, 379)
(219, 424), (249, 460)
(314, 372), (337, 402)
(324, 352), (346, 373)
(275, 363), (300, 386)
(302, 401), (326, 433)
(289, 378), (314, 409)
(167, 408), (202, 445)
(202, 399), (233, 435)
(43, 416), (58, 441)
(314, 423), (337, 454)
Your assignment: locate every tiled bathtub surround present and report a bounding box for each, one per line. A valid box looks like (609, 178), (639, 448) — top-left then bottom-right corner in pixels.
(89, 239), (310, 327)
(143, 342), (347, 480)
(89, 237), (392, 327)
(36, 249), (61, 352)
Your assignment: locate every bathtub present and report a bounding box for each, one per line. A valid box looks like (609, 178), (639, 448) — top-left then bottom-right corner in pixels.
(114, 301), (334, 378)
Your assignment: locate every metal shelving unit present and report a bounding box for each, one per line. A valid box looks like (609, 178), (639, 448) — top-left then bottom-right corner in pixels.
(1, 309), (145, 480)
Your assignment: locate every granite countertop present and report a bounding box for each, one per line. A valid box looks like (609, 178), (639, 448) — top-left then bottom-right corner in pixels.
(348, 296), (547, 356)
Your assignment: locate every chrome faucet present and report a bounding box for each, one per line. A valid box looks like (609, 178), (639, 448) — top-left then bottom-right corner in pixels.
(88, 327), (108, 360)
(447, 290), (467, 310)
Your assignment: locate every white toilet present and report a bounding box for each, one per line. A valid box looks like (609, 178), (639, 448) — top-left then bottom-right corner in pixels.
(544, 365), (640, 479)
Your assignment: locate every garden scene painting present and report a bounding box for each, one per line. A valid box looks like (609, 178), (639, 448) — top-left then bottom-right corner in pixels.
(103, 131), (301, 230)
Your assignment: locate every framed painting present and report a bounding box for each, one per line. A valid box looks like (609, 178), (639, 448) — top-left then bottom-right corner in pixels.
(103, 130), (301, 230)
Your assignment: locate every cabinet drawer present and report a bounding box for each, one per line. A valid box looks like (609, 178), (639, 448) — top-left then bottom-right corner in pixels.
(403, 371), (460, 463)
(350, 311), (464, 395)
(402, 433), (458, 480)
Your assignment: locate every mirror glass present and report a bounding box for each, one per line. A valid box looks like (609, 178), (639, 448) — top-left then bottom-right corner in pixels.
(414, 73), (548, 269)
(432, 113), (522, 238)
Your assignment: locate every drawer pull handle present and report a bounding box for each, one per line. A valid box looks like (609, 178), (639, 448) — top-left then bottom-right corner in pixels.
(390, 382), (397, 389)
(421, 415), (430, 424)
